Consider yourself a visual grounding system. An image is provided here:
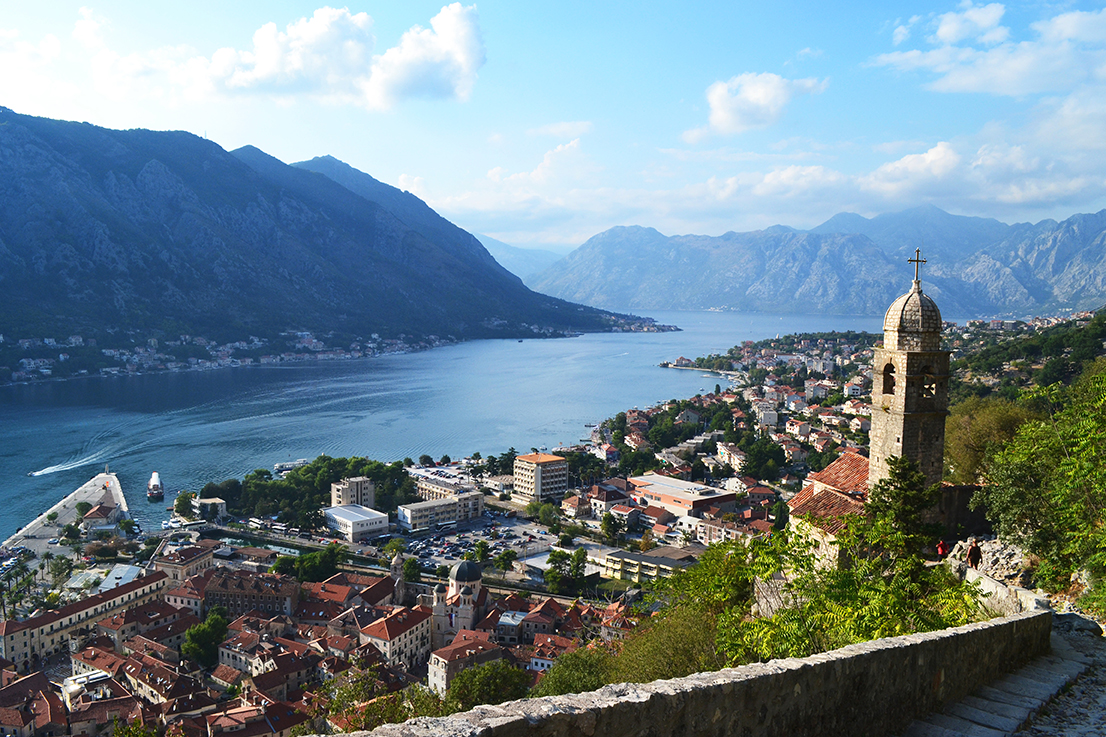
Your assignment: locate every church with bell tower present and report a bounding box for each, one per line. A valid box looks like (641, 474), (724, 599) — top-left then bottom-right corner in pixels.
(868, 249), (950, 491)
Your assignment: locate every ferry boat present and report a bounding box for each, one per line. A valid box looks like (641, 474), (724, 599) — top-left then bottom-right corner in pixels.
(273, 459), (310, 477)
(147, 472), (165, 501)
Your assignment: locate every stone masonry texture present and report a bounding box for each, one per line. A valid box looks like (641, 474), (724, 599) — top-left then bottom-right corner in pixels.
(353, 611), (1051, 737)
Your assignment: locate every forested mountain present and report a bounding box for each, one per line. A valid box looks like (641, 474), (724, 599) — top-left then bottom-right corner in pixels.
(0, 108), (623, 341)
(530, 206), (1106, 317)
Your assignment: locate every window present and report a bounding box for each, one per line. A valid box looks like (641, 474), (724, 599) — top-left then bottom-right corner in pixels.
(882, 363), (896, 394)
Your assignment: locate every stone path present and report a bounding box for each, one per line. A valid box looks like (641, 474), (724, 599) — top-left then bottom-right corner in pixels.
(1015, 614), (1106, 737)
(900, 622), (1095, 737)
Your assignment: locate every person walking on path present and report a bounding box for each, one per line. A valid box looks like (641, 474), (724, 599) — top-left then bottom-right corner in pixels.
(966, 539), (982, 569)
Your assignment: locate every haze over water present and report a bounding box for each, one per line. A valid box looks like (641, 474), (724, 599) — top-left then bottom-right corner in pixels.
(0, 310), (881, 539)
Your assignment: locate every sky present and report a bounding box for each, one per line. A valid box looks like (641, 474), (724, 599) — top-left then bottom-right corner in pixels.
(4, 2), (1106, 251)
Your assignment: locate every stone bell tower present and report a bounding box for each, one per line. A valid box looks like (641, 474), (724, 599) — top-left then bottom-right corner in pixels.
(868, 249), (950, 491)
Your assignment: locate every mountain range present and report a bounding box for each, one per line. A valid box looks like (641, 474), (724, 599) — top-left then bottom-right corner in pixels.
(528, 206), (1106, 318)
(0, 108), (625, 342)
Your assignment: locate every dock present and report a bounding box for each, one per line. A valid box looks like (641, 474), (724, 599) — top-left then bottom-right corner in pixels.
(3, 472), (131, 556)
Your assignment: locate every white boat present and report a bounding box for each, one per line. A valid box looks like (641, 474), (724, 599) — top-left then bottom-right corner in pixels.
(147, 472), (165, 501)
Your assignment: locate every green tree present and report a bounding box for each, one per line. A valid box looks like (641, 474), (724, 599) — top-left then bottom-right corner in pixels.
(175, 492), (196, 519)
(439, 455), (452, 465)
(294, 543), (346, 582)
(418, 454), (434, 466)
(538, 503), (560, 528)
(601, 512), (624, 546)
(46, 511), (58, 524)
(270, 556), (297, 576)
(722, 517), (981, 663)
(75, 501), (92, 518)
(544, 550), (572, 594)
(181, 607), (228, 667)
(639, 528), (656, 552)
(531, 647), (613, 697)
(118, 518), (137, 535)
(61, 523), (80, 540)
(111, 717), (158, 737)
(383, 538), (407, 558)
(494, 549), (517, 573)
(975, 361), (1106, 591)
(435, 564), (450, 578)
(569, 547), (587, 581)
(402, 556), (422, 583)
(865, 456), (942, 554)
(474, 540), (490, 563)
(944, 396), (1039, 484)
(446, 659), (530, 710)
(771, 500), (789, 531)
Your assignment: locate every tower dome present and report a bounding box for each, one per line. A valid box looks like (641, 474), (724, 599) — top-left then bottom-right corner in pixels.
(449, 560), (482, 583)
(882, 280), (942, 352)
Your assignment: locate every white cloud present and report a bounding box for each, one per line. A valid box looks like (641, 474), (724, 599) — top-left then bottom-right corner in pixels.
(213, 7), (374, 93)
(931, 2), (1008, 46)
(3, 5), (485, 112)
(683, 72), (827, 142)
(874, 4), (1106, 96)
(528, 121), (592, 138)
(359, 3), (484, 109)
(860, 142), (961, 197)
(752, 165), (846, 197)
(1034, 8), (1106, 44)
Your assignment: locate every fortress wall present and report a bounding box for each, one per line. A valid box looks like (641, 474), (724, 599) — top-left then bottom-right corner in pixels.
(358, 609), (1051, 737)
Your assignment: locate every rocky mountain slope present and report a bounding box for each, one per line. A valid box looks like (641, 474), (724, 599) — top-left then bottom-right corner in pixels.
(0, 109), (622, 341)
(531, 206), (1106, 317)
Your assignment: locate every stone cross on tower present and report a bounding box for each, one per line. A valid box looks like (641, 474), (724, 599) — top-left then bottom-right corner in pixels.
(908, 248), (926, 282)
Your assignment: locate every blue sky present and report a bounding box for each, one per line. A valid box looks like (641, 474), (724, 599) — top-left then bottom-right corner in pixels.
(4, 2), (1106, 250)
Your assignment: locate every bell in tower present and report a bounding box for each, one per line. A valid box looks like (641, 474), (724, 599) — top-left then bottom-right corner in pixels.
(868, 249), (950, 491)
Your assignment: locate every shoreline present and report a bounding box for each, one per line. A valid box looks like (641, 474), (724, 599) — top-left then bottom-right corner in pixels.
(0, 323), (680, 391)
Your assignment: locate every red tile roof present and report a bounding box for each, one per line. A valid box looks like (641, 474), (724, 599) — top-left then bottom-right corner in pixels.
(788, 484), (866, 535)
(807, 450), (869, 497)
(360, 607), (430, 642)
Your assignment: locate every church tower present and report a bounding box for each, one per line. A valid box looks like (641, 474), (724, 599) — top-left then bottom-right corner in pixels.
(868, 249), (950, 491)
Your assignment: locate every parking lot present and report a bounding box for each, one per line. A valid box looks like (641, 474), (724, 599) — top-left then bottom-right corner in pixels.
(234, 509), (556, 574)
(402, 513), (555, 572)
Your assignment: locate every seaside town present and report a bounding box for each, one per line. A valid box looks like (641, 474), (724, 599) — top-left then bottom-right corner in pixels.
(0, 303), (1099, 737)
(0, 317), (677, 385)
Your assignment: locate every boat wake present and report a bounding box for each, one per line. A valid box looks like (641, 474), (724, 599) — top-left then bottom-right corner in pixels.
(29, 453), (105, 476)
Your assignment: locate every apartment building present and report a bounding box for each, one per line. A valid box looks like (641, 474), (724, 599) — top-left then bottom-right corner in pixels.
(512, 453), (568, 504)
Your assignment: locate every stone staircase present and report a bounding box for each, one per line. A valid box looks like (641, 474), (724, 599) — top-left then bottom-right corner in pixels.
(900, 633), (1090, 737)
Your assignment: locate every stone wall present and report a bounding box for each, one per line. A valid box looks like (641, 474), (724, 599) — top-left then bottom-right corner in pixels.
(359, 609), (1051, 737)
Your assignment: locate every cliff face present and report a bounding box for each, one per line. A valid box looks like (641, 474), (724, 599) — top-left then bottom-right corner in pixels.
(0, 109), (616, 339)
(530, 207), (1106, 317)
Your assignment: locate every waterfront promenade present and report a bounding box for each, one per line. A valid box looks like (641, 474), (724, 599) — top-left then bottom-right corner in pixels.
(2, 472), (129, 557)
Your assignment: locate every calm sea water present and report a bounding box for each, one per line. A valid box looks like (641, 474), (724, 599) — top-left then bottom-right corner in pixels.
(0, 310), (881, 538)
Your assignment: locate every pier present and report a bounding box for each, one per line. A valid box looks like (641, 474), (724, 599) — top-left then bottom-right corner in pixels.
(2, 472), (130, 557)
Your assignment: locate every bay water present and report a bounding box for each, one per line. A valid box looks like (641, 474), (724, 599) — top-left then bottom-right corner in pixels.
(0, 310), (881, 538)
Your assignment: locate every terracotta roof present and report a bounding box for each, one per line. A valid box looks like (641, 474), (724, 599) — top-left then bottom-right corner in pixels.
(360, 607), (430, 642)
(302, 582), (354, 604)
(807, 450), (870, 497)
(515, 452), (565, 464)
(431, 639), (503, 663)
(157, 545), (212, 566)
(788, 484), (866, 535)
